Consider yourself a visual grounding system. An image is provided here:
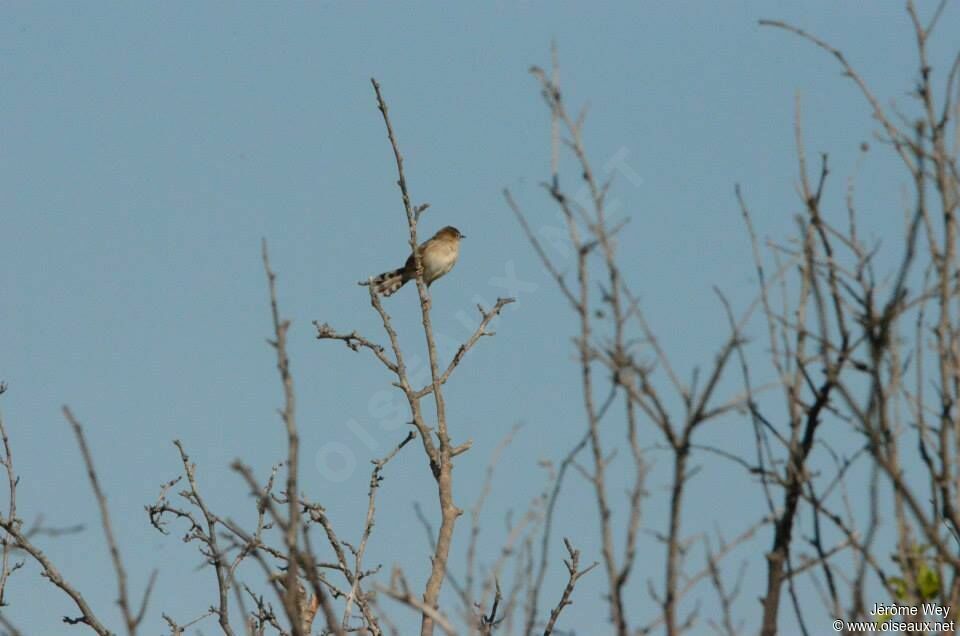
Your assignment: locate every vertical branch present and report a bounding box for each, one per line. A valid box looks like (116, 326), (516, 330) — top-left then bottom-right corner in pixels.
(174, 441), (235, 636)
(340, 431), (414, 633)
(541, 539), (597, 636)
(0, 402), (21, 608)
(754, 97), (858, 636)
(316, 85), (512, 634)
(465, 424), (523, 618)
(370, 78), (463, 636)
(64, 407), (155, 636)
(261, 239), (304, 634)
(529, 55), (630, 636)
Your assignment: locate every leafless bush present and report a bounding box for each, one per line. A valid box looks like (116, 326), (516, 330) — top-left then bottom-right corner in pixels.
(506, 3), (960, 635)
(1, 4), (958, 635)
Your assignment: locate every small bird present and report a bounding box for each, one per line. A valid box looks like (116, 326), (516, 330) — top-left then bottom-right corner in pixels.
(368, 226), (466, 296)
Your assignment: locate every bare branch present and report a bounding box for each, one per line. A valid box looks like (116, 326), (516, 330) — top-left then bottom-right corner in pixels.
(541, 538), (597, 635)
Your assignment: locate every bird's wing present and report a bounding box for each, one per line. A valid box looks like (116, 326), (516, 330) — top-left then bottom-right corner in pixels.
(403, 250), (417, 276)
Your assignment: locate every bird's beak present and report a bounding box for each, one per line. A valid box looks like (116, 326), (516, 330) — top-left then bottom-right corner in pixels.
(460, 234), (467, 239)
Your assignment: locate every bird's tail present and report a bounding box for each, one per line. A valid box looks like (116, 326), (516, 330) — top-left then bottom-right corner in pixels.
(370, 267), (408, 296)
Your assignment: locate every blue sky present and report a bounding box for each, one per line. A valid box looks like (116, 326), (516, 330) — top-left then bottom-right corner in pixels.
(1, 2), (956, 634)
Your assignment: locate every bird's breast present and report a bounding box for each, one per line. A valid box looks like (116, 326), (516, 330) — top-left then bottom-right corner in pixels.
(422, 241), (459, 283)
